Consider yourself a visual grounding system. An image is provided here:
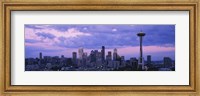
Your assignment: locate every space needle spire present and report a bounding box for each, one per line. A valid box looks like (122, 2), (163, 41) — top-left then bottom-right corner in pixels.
(137, 30), (146, 70)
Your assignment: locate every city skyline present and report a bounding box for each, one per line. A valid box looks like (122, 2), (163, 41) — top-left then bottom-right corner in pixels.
(25, 46), (175, 71)
(25, 24), (175, 61)
(33, 46), (174, 61)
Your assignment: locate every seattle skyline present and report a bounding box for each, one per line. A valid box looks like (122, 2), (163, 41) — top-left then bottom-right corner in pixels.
(25, 24), (175, 61)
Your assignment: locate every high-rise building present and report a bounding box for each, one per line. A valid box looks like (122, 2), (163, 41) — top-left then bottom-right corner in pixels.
(101, 46), (105, 62)
(147, 55), (151, 65)
(108, 51), (112, 56)
(94, 50), (99, 62)
(72, 52), (77, 65)
(39, 52), (42, 60)
(78, 48), (84, 67)
(90, 50), (96, 62)
(106, 51), (112, 61)
(83, 52), (88, 59)
(120, 56), (126, 67)
(163, 57), (172, 68)
(130, 57), (138, 70)
(113, 48), (117, 61)
(82, 52), (88, 66)
(96, 52), (102, 62)
(78, 48), (84, 59)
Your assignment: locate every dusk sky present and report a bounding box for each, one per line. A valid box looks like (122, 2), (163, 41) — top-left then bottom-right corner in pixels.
(25, 24), (175, 61)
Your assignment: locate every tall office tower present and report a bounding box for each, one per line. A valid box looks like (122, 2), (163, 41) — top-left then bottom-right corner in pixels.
(120, 56), (126, 67)
(147, 55), (151, 65)
(96, 52), (102, 62)
(72, 52), (77, 65)
(101, 46), (105, 62)
(90, 50), (96, 62)
(163, 57), (172, 68)
(113, 48), (118, 61)
(82, 52), (88, 66)
(78, 48), (84, 59)
(94, 50), (98, 62)
(78, 48), (84, 67)
(93, 51), (102, 67)
(94, 50), (98, 55)
(137, 31), (146, 70)
(83, 52), (88, 59)
(130, 57), (138, 70)
(39, 52), (42, 60)
(107, 51), (112, 61)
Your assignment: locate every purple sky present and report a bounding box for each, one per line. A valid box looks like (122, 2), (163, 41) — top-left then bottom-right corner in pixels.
(25, 24), (175, 61)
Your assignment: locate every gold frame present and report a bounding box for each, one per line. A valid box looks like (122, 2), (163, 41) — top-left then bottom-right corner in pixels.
(0, 0), (199, 96)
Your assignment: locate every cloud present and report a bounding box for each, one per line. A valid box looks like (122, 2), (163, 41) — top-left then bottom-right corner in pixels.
(36, 32), (56, 39)
(25, 39), (40, 43)
(112, 28), (117, 32)
(35, 27), (92, 38)
(25, 26), (92, 47)
(25, 25), (44, 29)
(66, 28), (91, 37)
(83, 27), (88, 30)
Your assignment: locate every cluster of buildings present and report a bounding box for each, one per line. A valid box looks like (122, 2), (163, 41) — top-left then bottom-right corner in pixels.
(25, 32), (175, 71)
(25, 46), (174, 71)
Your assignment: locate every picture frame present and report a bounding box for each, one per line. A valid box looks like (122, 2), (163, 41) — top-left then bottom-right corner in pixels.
(0, 0), (199, 96)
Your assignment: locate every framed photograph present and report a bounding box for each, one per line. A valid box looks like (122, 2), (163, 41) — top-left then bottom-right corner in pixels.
(0, 0), (199, 95)
(24, 24), (175, 72)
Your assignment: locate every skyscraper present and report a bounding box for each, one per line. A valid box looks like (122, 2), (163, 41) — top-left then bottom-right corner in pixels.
(78, 48), (84, 59)
(72, 52), (77, 65)
(78, 48), (84, 67)
(82, 52), (88, 66)
(147, 55), (151, 65)
(90, 50), (96, 62)
(113, 48), (117, 61)
(96, 52), (102, 62)
(130, 57), (138, 70)
(39, 52), (42, 60)
(101, 46), (105, 62)
(83, 52), (88, 59)
(106, 51), (112, 63)
(107, 51), (112, 61)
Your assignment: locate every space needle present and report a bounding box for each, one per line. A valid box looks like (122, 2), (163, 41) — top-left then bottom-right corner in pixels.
(137, 31), (146, 70)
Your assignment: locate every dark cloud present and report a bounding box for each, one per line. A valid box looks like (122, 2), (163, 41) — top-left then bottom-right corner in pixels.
(25, 39), (40, 43)
(36, 32), (56, 39)
(25, 25), (44, 29)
